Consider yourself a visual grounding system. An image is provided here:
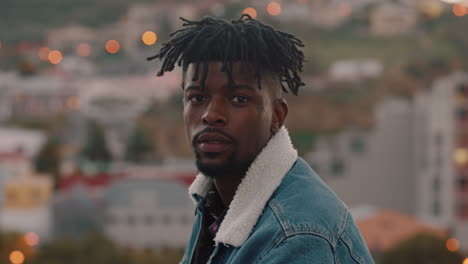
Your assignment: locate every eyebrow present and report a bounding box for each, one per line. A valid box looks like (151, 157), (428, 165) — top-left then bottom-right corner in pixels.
(184, 84), (257, 93)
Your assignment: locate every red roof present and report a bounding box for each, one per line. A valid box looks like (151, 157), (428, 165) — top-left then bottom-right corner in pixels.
(59, 172), (126, 191)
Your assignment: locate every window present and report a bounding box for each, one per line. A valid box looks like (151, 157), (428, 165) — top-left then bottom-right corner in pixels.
(349, 137), (366, 154)
(457, 175), (468, 191)
(162, 215), (170, 225)
(330, 159), (345, 176)
(456, 108), (467, 122)
(144, 215), (154, 226)
(433, 177), (440, 192)
(433, 200), (440, 216)
(456, 200), (468, 219)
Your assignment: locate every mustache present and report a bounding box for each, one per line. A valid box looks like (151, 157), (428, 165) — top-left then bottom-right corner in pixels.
(192, 128), (236, 147)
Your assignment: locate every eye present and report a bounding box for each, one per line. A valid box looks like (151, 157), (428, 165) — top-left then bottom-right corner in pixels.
(231, 96), (249, 104)
(188, 95), (206, 104)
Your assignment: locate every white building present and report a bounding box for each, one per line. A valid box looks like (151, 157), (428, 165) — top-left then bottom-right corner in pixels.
(416, 72), (468, 249)
(306, 97), (417, 215)
(370, 3), (419, 36)
(329, 59), (383, 81)
(103, 178), (194, 249)
(0, 127), (45, 159)
(306, 72), (468, 250)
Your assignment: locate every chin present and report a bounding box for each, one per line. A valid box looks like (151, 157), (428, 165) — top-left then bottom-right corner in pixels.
(195, 156), (252, 179)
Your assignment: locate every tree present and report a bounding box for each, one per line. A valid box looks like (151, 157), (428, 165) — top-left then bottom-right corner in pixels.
(35, 137), (61, 188)
(379, 233), (464, 264)
(80, 120), (112, 172)
(125, 125), (155, 163)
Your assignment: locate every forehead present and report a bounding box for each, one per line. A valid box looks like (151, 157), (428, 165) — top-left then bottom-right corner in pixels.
(186, 61), (257, 85)
(184, 61), (280, 95)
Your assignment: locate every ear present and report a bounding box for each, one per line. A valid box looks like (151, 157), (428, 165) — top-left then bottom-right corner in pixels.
(271, 99), (288, 134)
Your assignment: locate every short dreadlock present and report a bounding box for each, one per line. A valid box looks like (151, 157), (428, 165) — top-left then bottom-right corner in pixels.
(147, 14), (305, 95)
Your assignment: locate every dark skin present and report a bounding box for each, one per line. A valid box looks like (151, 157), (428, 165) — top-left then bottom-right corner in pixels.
(183, 61), (288, 207)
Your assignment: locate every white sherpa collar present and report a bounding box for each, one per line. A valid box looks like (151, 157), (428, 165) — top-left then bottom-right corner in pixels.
(188, 127), (298, 247)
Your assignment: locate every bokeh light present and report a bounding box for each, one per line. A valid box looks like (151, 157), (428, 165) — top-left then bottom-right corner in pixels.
(463, 257), (468, 264)
(454, 148), (468, 166)
(48, 50), (63, 65)
(38, 47), (50, 61)
(141, 31), (158, 46)
(105, 40), (120, 54)
(9, 250), (25, 264)
(452, 4), (466, 16)
(446, 238), (460, 252)
(76, 43), (91, 57)
(267, 2), (281, 16)
(242, 7), (258, 19)
(24, 232), (40, 247)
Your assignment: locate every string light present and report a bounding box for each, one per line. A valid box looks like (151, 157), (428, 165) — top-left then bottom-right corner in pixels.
(267, 2), (282, 16)
(105, 40), (120, 54)
(142, 31), (158, 46)
(242, 7), (258, 19)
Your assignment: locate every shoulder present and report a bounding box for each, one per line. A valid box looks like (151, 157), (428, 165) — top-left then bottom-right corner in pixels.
(267, 157), (348, 245)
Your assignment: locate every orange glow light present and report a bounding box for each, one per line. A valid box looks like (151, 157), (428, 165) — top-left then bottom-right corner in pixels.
(76, 43), (91, 57)
(24, 232), (40, 247)
(141, 31), (158, 46)
(48, 50), (63, 65)
(38, 47), (50, 61)
(105, 40), (120, 54)
(463, 257), (468, 264)
(242, 7), (258, 19)
(267, 2), (282, 16)
(9, 250), (25, 264)
(452, 4), (466, 16)
(446, 238), (460, 252)
(455, 148), (468, 166)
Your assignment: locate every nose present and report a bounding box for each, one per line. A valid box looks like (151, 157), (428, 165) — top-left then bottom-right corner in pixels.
(202, 97), (227, 126)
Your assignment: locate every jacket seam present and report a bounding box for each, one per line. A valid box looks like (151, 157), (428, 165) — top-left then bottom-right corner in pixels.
(338, 213), (367, 264)
(268, 199), (293, 236)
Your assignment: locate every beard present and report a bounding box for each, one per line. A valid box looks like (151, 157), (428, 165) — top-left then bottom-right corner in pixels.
(195, 150), (254, 179)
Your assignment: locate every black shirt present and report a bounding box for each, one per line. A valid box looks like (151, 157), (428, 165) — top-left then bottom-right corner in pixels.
(191, 188), (227, 264)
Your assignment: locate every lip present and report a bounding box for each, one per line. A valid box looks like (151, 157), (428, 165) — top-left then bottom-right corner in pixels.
(195, 132), (233, 153)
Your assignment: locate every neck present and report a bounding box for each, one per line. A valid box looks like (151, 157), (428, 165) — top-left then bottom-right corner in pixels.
(214, 175), (243, 207)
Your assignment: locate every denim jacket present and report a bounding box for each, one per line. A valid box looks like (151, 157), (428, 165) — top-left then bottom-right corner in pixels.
(181, 127), (375, 264)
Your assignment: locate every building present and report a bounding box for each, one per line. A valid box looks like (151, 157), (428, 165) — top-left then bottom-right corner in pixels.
(306, 72), (468, 250)
(306, 97), (417, 215)
(329, 59), (383, 81)
(0, 127), (45, 159)
(416, 72), (468, 250)
(4, 76), (79, 119)
(103, 177), (194, 249)
(370, 3), (418, 36)
(0, 174), (53, 241)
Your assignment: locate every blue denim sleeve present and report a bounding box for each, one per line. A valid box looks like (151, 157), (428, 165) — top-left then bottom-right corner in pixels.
(258, 235), (334, 264)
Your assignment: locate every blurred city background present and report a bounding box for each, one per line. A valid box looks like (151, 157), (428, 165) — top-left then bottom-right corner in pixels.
(1, 0), (468, 263)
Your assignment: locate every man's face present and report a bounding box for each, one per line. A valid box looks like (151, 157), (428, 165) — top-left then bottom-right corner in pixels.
(183, 62), (279, 178)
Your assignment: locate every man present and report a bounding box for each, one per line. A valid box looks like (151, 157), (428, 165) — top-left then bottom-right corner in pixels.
(149, 15), (374, 264)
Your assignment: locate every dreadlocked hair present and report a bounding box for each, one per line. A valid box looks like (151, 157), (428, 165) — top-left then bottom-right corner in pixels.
(147, 14), (305, 95)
